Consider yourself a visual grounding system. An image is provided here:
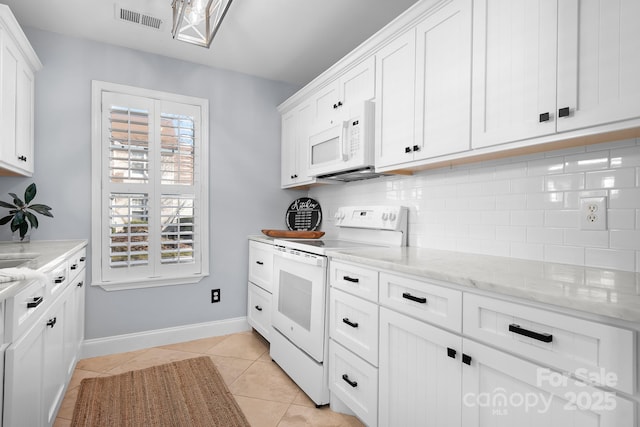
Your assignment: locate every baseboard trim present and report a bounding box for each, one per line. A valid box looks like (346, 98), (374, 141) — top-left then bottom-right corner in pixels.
(81, 317), (250, 359)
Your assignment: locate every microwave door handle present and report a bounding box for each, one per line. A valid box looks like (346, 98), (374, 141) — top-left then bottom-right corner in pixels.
(341, 120), (349, 161)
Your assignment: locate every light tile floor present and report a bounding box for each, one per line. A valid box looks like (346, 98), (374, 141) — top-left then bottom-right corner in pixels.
(53, 331), (365, 427)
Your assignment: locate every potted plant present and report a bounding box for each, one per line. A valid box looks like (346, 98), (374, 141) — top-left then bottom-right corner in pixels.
(0, 183), (54, 241)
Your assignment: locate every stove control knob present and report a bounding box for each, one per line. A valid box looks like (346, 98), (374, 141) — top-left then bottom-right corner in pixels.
(389, 212), (397, 221)
(382, 212), (389, 221)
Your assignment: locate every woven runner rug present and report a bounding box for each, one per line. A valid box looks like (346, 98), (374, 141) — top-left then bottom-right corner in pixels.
(71, 356), (250, 427)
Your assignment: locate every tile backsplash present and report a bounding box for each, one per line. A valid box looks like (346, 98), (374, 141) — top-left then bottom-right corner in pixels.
(308, 138), (640, 272)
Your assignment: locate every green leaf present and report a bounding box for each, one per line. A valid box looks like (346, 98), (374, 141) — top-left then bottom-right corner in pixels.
(25, 211), (39, 229)
(0, 200), (16, 209)
(0, 215), (13, 225)
(9, 193), (24, 208)
(10, 221), (18, 232)
(29, 204), (54, 218)
(24, 183), (36, 205)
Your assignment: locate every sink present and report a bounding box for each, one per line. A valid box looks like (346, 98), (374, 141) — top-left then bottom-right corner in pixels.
(0, 252), (39, 269)
(0, 259), (34, 268)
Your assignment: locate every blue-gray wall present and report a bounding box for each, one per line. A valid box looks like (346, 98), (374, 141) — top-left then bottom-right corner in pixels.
(0, 28), (303, 339)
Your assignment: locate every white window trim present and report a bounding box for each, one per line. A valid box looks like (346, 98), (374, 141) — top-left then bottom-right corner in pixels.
(91, 80), (209, 291)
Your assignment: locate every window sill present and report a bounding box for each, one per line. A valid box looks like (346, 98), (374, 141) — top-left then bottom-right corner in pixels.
(92, 273), (208, 291)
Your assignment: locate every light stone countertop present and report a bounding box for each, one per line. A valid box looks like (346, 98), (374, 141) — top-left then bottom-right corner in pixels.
(0, 239), (88, 300)
(248, 235), (276, 245)
(325, 246), (640, 325)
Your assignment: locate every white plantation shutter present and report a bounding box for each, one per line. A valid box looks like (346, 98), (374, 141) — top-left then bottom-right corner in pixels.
(93, 82), (208, 289)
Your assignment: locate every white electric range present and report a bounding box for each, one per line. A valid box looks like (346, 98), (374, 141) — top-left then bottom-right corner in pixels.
(270, 206), (408, 406)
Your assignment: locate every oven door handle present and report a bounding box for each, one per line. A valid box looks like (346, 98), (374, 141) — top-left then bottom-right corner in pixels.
(275, 249), (325, 267)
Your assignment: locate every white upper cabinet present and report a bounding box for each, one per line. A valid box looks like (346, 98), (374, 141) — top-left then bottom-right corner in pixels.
(375, 30), (417, 169)
(281, 101), (315, 188)
(414, 0), (472, 159)
(376, 0), (472, 170)
(556, 0), (640, 132)
(473, 0), (640, 149)
(0, 5), (42, 177)
(312, 57), (375, 127)
(471, 0), (559, 148)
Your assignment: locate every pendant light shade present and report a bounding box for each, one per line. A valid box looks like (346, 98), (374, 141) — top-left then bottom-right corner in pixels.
(171, 0), (232, 48)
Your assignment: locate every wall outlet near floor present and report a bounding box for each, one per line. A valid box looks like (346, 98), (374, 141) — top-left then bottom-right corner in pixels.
(580, 196), (607, 231)
(211, 289), (221, 303)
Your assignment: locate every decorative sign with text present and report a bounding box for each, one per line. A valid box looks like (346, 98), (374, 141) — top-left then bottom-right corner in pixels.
(286, 198), (322, 231)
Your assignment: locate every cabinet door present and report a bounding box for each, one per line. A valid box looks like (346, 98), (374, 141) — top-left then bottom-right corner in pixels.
(340, 56), (375, 111)
(378, 307), (461, 427)
(461, 339), (636, 427)
(414, 0), (472, 159)
(472, 0), (558, 148)
(312, 81), (341, 126)
(43, 296), (67, 426)
(249, 240), (274, 292)
(0, 29), (34, 175)
(247, 282), (271, 341)
(556, 0), (640, 132)
(375, 30), (417, 169)
(280, 102), (314, 188)
(4, 317), (46, 427)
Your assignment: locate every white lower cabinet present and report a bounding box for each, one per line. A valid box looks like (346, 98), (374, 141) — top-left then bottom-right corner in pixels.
(328, 259), (638, 427)
(3, 245), (87, 427)
(247, 282), (271, 341)
(378, 307), (462, 427)
(461, 339), (636, 427)
(329, 340), (378, 427)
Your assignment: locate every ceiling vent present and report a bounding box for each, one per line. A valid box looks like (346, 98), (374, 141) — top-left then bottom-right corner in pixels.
(115, 4), (163, 31)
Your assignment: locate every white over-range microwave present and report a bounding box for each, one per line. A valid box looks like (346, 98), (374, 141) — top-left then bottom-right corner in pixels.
(307, 100), (378, 181)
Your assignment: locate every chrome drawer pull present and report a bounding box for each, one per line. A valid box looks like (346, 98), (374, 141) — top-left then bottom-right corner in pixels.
(402, 292), (427, 304)
(509, 323), (553, 343)
(342, 374), (357, 388)
(342, 318), (359, 328)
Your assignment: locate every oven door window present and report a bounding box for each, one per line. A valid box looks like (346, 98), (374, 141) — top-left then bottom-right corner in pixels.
(278, 271), (312, 330)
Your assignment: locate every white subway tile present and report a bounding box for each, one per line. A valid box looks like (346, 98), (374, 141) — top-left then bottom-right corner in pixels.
(564, 229), (609, 248)
(544, 245), (585, 265)
(457, 210), (482, 225)
(585, 168), (636, 189)
(496, 226), (526, 242)
(545, 173), (585, 191)
(527, 158), (565, 176)
(564, 150), (610, 172)
(496, 194), (527, 210)
(445, 197), (469, 210)
(482, 179), (511, 195)
(510, 242), (544, 261)
(481, 240), (510, 257)
(585, 248), (635, 271)
(458, 238), (483, 254)
(511, 176), (545, 193)
(608, 209), (636, 230)
(527, 192), (565, 210)
(610, 230), (640, 250)
(494, 162), (527, 179)
(610, 145), (640, 168)
(544, 210), (580, 228)
(481, 211), (510, 225)
(609, 188), (640, 209)
(511, 210), (544, 226)
(527, 227), (564, 245)
(544, 145), (586, 158)
(466, 196), (496, 211)
(468, 224), (495, 240)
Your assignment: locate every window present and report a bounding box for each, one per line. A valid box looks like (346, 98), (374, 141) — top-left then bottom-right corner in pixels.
(91, 81), (209, 290)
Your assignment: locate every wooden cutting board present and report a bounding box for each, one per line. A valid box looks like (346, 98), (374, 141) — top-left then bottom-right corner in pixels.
(261, 229), (325, 239)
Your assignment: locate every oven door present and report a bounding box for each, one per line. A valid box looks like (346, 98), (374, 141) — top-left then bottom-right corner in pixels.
(272, 247), (327, 363)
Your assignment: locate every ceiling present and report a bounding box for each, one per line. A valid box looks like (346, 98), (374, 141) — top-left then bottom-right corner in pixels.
(2, 0), (420, 86)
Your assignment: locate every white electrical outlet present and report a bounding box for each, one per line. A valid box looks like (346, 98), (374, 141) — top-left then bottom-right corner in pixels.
(580, 196), (607, 231)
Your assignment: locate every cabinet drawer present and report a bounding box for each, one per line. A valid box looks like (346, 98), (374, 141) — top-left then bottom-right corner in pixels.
(68, 247), (87, 282)
(247, 283), (271, 342)
(379, 272), (462, 332)
(330, 261), (379, 303)
(6, 278), (47, 341)
(248, 241), (274, 292)
(49, 261), (69, 297)
(329, 288), (378, 366)
(463, 293), (636, 394)
(329, 340), (378, 427)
